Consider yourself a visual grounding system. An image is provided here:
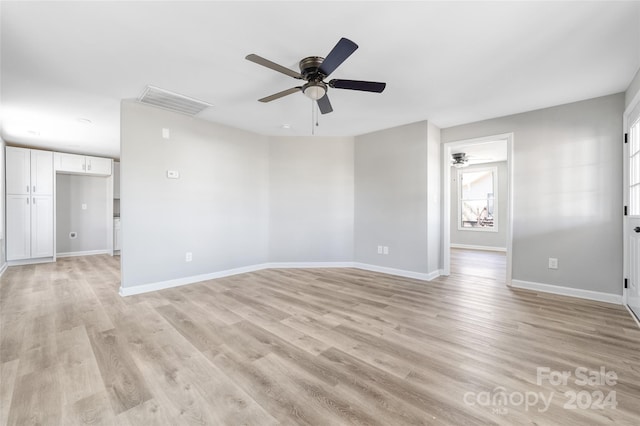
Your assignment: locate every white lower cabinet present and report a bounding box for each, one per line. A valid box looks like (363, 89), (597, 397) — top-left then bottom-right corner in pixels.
(31, 195), (55, 258)
(114, 218), (121, 251)
(6, 195), (31, 260)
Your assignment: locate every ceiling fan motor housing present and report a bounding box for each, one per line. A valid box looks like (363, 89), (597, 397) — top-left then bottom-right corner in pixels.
(299, 56), (326, 80)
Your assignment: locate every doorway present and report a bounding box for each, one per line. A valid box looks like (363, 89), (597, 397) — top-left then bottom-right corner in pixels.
(443, 133), (513, 284)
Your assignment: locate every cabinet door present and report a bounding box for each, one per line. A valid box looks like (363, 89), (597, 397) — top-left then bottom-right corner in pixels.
(30, 150), (54, 195)
(113, 162), (120, 199)
(6, 194), (31, 260)
(54, 152), (86, 173)
(31, 195), (54, 258)
(6, 147), (31, 195)
(86, 156), (112, 176)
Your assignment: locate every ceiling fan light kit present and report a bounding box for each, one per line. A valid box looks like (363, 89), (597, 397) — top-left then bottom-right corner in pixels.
(246, 37), (386, 118)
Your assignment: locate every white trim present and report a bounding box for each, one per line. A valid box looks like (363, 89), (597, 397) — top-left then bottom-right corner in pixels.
(450, 244), (506, 252)
(56, 249), (111, 258)
(119, 263), (270, 296)
(0, 262), (7, 278)
(353, 262), (440, 281)
(624, 304), (640, 329)
(119, 261), (442, 296)
(266, 261), (354, 269)
(511, 279), (622, 305)
(7, 257), (55, 266)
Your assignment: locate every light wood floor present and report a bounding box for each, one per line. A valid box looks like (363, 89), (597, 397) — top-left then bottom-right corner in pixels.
(1, 251), (639, 425)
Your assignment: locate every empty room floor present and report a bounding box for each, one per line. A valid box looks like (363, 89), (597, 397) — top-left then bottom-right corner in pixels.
(1, 254), (639, 425)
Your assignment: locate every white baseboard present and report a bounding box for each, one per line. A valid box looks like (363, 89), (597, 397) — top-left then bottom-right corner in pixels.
(56, 249), (111, 258)
(119, 261), (441, 296)
(511, 279), (622, 305)
(7, 257), (55, 266)
(624, 304), (640, 328)
(266, 261), (354, 269)
(451, 244), (506, 252)
(0, 262), (7, 278)
(119, 263), (270, 296)
(352, 262), (440, 281)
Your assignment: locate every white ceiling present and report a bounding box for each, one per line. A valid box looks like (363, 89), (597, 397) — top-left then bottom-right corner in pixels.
(1, 1), (639, 158)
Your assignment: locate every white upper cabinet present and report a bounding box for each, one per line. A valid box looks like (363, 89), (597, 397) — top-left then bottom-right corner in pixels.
(31, 149), (54, 195)
(54, 152), (112, 176)
(6, 147), (31, 195)
(86, 156), (112, 175)
(54, 152), (85, 173)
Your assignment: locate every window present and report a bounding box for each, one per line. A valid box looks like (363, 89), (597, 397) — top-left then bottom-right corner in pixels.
(630, 115), (640, 216)
(458, 167), (497, 231)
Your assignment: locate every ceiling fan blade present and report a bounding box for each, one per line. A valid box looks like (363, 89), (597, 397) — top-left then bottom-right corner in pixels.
(329, 79), (386, 93)
(317, 94), (333, 114)
(246, 54), (303, 80)
(318, 38), (358, 77)
(258, 87), (302, 103)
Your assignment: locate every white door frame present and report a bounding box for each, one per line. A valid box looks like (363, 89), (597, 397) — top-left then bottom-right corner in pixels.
(442, 133), (514, 284)
(623, 89), (640, 314)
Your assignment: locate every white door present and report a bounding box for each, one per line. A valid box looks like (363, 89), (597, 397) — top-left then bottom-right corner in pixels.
(625, 103), (640, 320)
(31, 195), (54, 258)
(30, 150), (54, 195)
(6, 147), (30, 195)
(6, 194), (31, 260)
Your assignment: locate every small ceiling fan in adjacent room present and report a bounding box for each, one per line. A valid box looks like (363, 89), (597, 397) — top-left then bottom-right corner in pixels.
(245, 37), (386, 114)
(451, 152), (494, 168)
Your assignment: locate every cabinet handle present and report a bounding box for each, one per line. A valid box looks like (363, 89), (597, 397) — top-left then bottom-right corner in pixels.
(27, 185), (30, 193)
(33, 185), (36, 193)
(88, 162), (92, 171)
(33, 198), (36, 205)
(83, 163), (86, 171)
(27, 198), (29, 204)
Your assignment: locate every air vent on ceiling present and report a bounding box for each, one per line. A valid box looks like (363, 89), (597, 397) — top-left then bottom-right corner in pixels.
(137, 85), (213, 116)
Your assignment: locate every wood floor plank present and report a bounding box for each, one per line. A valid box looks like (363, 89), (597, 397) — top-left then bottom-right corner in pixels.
(1, 250), (639, 425)
(87, 328), (152, 414)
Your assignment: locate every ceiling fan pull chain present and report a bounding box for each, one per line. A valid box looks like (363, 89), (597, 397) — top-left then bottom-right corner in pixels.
(311, 99), (315, 135)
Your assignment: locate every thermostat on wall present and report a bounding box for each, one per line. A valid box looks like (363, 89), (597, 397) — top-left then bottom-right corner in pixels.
(167, 170), (180, 179)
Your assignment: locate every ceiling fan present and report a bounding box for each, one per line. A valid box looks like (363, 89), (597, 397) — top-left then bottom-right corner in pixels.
(245, 37), (386, 114)
(451, 152), (494, 168)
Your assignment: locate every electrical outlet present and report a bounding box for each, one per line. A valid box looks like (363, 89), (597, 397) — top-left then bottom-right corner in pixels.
(162, 128), (170, 139)
(548, 258), (558, 269)
(383, 246), (389, 255)
(81, 203), (87, 210)
(377, 245), (383, 254)
(185, 252), (192, 262)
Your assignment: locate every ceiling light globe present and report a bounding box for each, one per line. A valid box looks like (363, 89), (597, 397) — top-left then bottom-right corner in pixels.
(303, 82), (327, 100)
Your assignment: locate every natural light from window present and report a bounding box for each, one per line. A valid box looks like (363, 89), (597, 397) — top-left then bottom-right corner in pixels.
(458, 167), (497, 231)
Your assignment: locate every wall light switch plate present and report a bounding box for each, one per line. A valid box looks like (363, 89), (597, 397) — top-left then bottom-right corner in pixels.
(81, 203), (87, 210)
(377, 245), (383, 254)
(383, 246), (389, 255)
(185, 252), (192, 262)
(548, 258), (558, 269)
(167, 170), (180, 179)
(162, 128), (170, 139)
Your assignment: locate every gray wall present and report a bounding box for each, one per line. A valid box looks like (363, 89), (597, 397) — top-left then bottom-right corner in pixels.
(626, 66), (640, 108)
(354, 120), (440, 275)
(451, 161), (508, 249)
(268, 136), (354, 262)
(120, 100), (269, 288)
(442, 93), (624, 295)
(56, 174), (109, 254)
